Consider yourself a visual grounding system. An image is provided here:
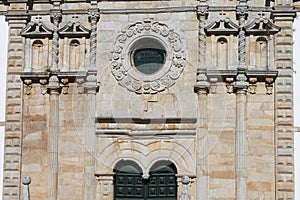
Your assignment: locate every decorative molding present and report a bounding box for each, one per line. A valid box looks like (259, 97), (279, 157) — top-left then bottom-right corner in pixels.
(110, 19), (186, 94)
(21, 21), (53, 38)
(248, 77), (257, 94)
(20, 71), (94, 95)
(245, 18), (281, 35)
(58, 21), (90, 38)
(200, 69), (278, 95)
(205, 17), (239, 35)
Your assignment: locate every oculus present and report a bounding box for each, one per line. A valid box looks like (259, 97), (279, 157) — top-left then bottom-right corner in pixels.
(110, 20), (186, 94)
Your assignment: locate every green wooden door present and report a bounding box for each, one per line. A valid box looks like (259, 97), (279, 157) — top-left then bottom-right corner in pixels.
(114, 163), (177, 200)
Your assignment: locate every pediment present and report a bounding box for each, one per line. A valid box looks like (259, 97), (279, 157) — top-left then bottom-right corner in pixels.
(21, 21), (53, 38)
(245, 18), (281, 35)
(58, 21), (90, 38)
(205, 18), (239, 35)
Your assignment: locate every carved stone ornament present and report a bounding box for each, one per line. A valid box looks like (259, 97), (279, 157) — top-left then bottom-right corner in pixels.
(110, 19), (186, 94)
(24, 79), (32, 95)
(205, 17), (239, 35)
(58, 21), (90, 38)
(248, 77), (257, 94)
(21, 20), (53, 38)
(245, 17), (281, 35)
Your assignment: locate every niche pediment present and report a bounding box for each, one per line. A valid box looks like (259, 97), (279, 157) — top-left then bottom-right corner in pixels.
(245, 18), (281, 35)
(21, 21), (53, 38)
(205, 18), (239, 35)
(58, 21), (90, 38)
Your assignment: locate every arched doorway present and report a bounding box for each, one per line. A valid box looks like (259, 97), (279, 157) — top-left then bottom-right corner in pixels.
(114, 160), (177, 200)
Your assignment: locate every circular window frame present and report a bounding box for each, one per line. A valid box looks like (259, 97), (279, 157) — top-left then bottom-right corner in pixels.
(110, 20), (186, 94)
(124, 35), (172, 81)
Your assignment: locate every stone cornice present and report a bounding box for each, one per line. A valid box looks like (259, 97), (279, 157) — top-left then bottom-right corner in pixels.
(195, 69), (278, 95)
(20, 71), (99, 95)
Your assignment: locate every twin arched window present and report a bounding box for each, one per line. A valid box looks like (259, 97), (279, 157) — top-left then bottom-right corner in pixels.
(114, 160), (177, 200)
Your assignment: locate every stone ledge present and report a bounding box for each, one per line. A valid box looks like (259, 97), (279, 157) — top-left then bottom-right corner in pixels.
(0, 121), (5, 126)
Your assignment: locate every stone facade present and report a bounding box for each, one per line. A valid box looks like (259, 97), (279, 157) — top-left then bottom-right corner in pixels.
(0, 0), (298, 199)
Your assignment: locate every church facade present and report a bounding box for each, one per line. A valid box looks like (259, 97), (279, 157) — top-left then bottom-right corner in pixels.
(0, 0), (298, 199)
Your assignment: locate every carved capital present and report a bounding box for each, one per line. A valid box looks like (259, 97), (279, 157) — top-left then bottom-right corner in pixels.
(47, 75), (61, 94)
(234, 72), (249, 92)
(194, 71), (209, 94)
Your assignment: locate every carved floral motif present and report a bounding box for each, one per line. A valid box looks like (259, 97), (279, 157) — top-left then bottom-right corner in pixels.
(110, 20), (186, 94)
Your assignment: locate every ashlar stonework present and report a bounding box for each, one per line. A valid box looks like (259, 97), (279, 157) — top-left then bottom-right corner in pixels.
(0, 0), (298, 199)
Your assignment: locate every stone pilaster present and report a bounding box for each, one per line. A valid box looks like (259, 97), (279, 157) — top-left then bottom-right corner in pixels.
(3, 5), (28, 199)
(272, 6), (296, 200)
(194, 71), (209, 200)
(234, 71), (249, 200)
(47, 75), (60, 200)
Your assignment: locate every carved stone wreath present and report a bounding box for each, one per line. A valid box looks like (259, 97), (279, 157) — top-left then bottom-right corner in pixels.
(110, 19), (186, 94)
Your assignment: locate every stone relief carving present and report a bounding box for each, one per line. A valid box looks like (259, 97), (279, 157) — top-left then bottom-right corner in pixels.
(110, 19), (186, 94)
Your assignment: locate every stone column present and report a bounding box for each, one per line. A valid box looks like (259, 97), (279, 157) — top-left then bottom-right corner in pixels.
(50, 11), (62, 71)
(88, 8), (99, 71)
(47, 75), (61, 200)
(194, 73), (209, 200)
(234, 72), (248, 200)
(22, 176), (31, 200)
(83, 72), (98, 200)
(180, 176), (190, 200)
(195, 4), (209, 200)
(235, 4), (249, 199)
(83, 8), (100, 200)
